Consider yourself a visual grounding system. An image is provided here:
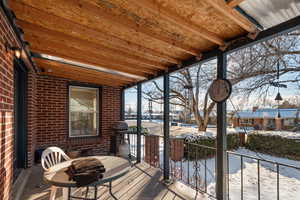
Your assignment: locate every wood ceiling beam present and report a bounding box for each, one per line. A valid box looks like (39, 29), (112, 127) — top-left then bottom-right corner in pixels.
(31, 46), (156, 77)
(35, 59), (131, 84)
(18, 20), (167, 71)
(10, 2), (180, 65)
(227, 0), (246, 8)
(41, 71), (124, 87)
(34, 49), (154, 78)
(204, 0), (257, 33)
(21, 27), (158, 76)
(27, 36), (154, 77)
(34, 58), (136, 83)
(131, 0), (225, 46)
(12, 0), (200, 56)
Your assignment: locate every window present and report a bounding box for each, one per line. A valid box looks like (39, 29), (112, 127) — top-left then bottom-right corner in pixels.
(69, 86), (99, 137)
(240, 118), (253, 125)
(284, 118), (294, 126)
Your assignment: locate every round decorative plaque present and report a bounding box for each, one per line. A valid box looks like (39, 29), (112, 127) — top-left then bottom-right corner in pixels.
(208, 79), (232, 103)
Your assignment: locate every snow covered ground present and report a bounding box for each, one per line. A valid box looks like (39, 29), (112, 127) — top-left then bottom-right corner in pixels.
(248, 130), (300, 140)
(167, 148), (300, 200)
(127, 120), (300, 140)
(127, 120), (300, 199)
(181, 148), (300, 199)
(220, 148), (300, 200)
(128, 135), (300, 200)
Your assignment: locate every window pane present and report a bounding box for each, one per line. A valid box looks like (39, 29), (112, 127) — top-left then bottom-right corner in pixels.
(69, 86), (99, 137)
(70, 112), (98, 136)
(70, 87), (98, 112)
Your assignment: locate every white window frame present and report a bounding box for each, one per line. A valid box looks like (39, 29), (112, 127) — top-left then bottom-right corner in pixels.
(69, 85), (99, 138)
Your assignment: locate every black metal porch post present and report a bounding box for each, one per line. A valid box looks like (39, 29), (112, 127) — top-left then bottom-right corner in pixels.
(120, 88), (125, 121)
(137, 83), (142, 163)
(216, 51), (228, 200)
(163, 74), (170, 181)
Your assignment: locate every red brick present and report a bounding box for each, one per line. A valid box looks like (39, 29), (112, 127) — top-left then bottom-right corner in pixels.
(35, 75), (121, 155)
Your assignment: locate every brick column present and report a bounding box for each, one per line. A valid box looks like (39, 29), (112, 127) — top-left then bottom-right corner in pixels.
(170, 138), (184, 161)
(27, 72), (37, 167)
(275, 118), (282, 130)
(263, 118), (269, 130)
(144, 135), (160, 167)
(232, 118), (239, 128)
(0, 8), (22, 200)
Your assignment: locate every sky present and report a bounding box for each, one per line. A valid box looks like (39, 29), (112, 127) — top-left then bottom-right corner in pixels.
(124, 80), (299, 114)
(124, 30), (300, 114)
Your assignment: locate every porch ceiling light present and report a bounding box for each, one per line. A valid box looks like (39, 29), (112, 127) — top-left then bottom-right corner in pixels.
(5, 42), (22, 59)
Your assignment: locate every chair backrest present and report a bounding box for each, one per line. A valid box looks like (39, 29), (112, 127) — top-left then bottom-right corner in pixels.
(41, 147), (70, 171)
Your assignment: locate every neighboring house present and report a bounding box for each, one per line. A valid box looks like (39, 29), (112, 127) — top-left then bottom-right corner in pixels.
(232, 107), (300, 131)
(177, 110), (217, 124)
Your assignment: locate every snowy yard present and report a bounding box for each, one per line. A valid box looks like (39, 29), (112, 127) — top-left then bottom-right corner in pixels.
(169, 148), (300, 200)
(127, 120), (300, 140)
(128, 134), (300, 200)
(248, 130), (300, 140)
(127, 120), (300, 199)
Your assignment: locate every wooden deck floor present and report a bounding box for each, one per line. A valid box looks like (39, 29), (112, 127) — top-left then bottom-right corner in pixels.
(21, 162), (189, 200)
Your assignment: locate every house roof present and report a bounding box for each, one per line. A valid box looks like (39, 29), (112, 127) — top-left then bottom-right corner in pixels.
(6, 0), (300, 87)
(239, 0), (300, 29)
(234, 108), (300, 119)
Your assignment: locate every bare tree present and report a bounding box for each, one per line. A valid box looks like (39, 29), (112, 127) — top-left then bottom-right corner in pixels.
(143, 30), (300, 131)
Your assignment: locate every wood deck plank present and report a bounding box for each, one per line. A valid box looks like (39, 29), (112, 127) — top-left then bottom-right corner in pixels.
(21, 162), (186, 200)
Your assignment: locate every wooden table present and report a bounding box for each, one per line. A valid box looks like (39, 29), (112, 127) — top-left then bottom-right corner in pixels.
(44, 156), (131, 200)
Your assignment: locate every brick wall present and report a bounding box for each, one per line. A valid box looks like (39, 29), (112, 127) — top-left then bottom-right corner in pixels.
(0, 8), (20, 200)
(27, 72), (37, 167)
(36, 75), (121, 155)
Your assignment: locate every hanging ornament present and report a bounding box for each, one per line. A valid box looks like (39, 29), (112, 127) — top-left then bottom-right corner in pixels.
(274, 62), (283, 118)
(275, 92), (283, 101)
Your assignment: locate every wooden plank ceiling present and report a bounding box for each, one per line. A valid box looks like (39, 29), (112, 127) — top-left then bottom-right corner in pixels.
(9, 0), (256, 87)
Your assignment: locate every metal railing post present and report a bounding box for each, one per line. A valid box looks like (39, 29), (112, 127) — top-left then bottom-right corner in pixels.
(163, 74), (170, 181)
(137, 83), (142, 163)
(216, 51), (228, 200)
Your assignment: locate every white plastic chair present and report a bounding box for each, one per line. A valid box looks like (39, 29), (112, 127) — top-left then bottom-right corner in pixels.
(41, 147), (70, 200)
(41, 146), (70, 171)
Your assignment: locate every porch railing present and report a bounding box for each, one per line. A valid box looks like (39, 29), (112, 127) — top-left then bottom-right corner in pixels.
(226, 150), (300, 200)
(125, 132), (300, 200)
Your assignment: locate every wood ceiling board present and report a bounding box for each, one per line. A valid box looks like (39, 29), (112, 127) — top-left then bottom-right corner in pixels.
(37, 65), (131, 86)
(204, 0), (257, 33)
(32, 47), (152, 79)
(10, 2), (180, 65)
(157, 0), (247, 40)
(36, 61), (127, 87)
(40, 71), (123, 87)
(109, 0), (224, 46)
(9, 0), (256, 84)
(40, 71), (126, 87)
(34, 58), (134, 83)
(25, 34), (157, 77)
(227, 0), (245, 8)
(37, 61), (128, 86)
(86, 0), (217, 49)
(12, 0), (199, 57)
(19, 20), (167, 71)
